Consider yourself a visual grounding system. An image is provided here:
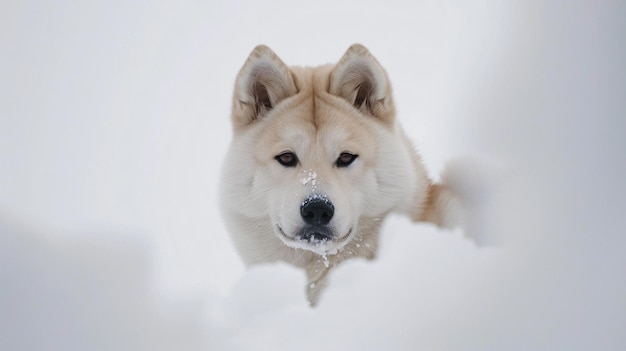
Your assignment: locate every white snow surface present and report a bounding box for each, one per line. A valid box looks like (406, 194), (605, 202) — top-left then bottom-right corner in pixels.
(2, 1), (625, 350)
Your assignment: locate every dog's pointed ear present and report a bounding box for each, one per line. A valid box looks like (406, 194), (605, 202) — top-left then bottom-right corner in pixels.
(329, 44), (394, 121)
(232, 45), (297, 127)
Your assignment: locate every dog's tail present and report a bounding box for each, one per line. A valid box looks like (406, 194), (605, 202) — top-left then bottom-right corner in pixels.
(417, 183), (465, 229)
(415, 158), (499, 245)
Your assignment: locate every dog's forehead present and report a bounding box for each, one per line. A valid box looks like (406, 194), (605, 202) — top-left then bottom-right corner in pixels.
(267, 100), (367, 148)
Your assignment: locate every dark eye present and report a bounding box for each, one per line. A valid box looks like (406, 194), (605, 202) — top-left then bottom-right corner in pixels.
(275, 151), (298, 167)
(336, 152), (358, 167)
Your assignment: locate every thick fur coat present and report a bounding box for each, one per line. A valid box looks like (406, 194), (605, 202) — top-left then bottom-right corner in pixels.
(220, 44), (463, 305)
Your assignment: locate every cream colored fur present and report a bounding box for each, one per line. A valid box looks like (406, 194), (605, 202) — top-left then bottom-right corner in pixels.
(220, 44), (464, 306)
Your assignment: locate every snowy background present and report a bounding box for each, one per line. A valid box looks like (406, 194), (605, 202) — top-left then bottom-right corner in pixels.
(1, 0), (625, 350)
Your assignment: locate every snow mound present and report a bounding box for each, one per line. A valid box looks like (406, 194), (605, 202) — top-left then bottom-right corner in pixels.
(215, 219), (503, 350)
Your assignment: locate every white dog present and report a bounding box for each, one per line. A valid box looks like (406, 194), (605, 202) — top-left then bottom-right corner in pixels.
(220, 44), (464, 305)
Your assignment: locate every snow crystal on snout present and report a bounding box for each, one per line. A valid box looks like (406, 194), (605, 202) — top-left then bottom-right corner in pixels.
(300, 171), (317, 186)
(301, 193), (329, 207)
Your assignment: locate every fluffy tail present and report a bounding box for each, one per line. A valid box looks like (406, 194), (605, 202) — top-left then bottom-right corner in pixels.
(417, 183), (465, 229)
(416, 158), (499, 245)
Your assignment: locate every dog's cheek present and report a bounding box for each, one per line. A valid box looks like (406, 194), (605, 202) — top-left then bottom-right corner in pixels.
(355, 169), (387, 217)
(266, 180), (302, 234)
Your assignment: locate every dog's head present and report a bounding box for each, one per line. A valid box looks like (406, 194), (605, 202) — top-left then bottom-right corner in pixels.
(224, 45), (413, 255)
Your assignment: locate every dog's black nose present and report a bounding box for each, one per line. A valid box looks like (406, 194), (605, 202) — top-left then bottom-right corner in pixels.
(300, 197), (334, 225)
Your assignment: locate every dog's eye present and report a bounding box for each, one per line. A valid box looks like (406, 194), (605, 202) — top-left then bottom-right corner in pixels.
(275, 152), (298, 167)
(336, 152), (358, 167)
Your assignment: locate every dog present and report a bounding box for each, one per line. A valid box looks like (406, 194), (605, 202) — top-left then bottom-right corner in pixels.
(220, 44), (464, 306)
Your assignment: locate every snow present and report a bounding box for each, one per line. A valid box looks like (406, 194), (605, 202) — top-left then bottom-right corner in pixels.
(320, 252), (330, 268)
(300, 171), (318, 186)
(1, 0), (625, 350)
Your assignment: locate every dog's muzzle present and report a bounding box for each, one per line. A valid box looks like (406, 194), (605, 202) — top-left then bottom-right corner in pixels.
(276, 195), (353, 253)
